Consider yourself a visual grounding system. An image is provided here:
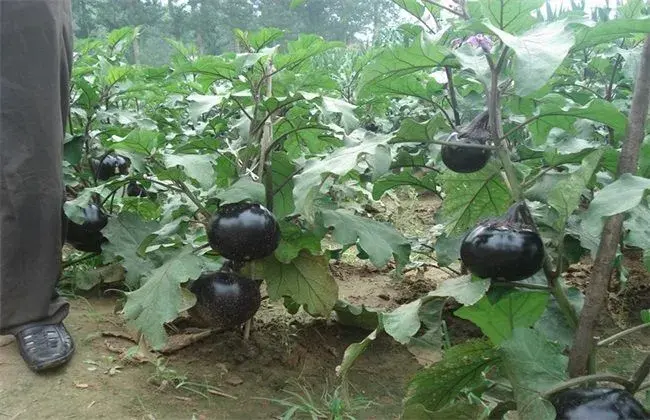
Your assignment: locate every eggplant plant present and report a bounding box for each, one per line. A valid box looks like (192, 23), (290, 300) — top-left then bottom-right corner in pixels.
(57, 1), (650, 418)
(322, 1), (650, 419)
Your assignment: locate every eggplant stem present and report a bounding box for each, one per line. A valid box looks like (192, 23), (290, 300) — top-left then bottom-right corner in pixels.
(540, 373), (636, 398)
(630, 353), (650, 393)
(636, 381), (650, 392)
(598, 323), (650, 347)
(485, 44), (579, 337)
(492, 281), (550, 291)
(62, 253), (98, 268)
(174, 180), (211, 220)
(434, 136), (496, 150)
(243, 319), (252, 340)
(544, 259), (579, 330)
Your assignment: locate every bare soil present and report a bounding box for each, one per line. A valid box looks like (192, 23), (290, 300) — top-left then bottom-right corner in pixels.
(0, 265), (434, 420)
(1, 194), (649, 419)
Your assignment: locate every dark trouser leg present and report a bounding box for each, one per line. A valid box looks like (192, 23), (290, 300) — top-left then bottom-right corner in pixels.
(0, 0), (73, 335)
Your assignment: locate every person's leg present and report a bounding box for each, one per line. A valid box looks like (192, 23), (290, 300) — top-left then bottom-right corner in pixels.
(0, 0), (74, 372)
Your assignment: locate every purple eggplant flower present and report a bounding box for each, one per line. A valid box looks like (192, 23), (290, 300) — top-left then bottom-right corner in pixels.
(466, 34), (493, 53)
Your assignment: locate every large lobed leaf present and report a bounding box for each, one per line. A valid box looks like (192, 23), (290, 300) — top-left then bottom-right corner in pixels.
(292, 130), (393, 219)
(357, 34), (453, 98)
(245, 251), (338, 317)
(428, 275), (490, 306)
(403, 339), (500, 413)
(163, 153), (216, 189)
(271, 151), (298, 218)
(438, 160), (513, 235)
(319, 208), (411, 270)
(486, 20), (575, 97)
(121, 246), (206, 350)
(274, 34), (345, 73)
(215, 176), (266, 206)
(392, 0), (425, 20)
(571, 18), (650, 51)
(499, 328), (569, 420)
(101, 212), (159, 288)
(528, 94), (628, 145)
(547, 149), (604, 230)
(337, 295), (446, 379)
(455, 291), (550, 345)
(391, 115), (451, 143)
(580, 174), (650, 258)
(476, 0), (545, 34)
(372, 170), (438, 200)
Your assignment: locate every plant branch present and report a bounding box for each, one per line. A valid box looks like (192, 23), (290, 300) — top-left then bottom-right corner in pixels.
(62, 253), (98, 268)
(263, 124), (328, 163)
(174, 180), (211, 219)
(568, 35), (650, 378)
(630, 353), (650, 392)
(444, 67), (461, 126)
(638, 381), (650, 392)
(495, 46), (510, 73)
(410, 6), (437, 35)
(272, 167), (304, 196)
(492, 281), (551, 291)
(541, 374), (636, 398)
(598, 323), (650, 347)
(487, 45), (579, 333)
(605, 54), (623, 101)
(148, 179), (184, 193)
(249, 97), (302, 136)
(433, 137), (497, 150)
(231, 96), (253, 121)
(421, 0), (468, 18)
(258, 58), (275, 210)
(487, 48), (521, 201)
(545, 263), (579, 330)
(522, 165), (562, 189)
(425, 99), (456, 129)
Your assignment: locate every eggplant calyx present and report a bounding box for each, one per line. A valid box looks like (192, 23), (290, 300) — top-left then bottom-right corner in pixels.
(502, 201), (537, 231)
(458, 110), (491, 145)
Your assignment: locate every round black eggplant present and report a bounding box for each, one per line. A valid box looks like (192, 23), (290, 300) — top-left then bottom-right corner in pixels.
(188, 271), (261, 329)
(126, 181), (147, 197)
(441, 110), (492, 174)
(551, 387), (650, 420)
(441, 135), (491, 173)
(460, 202), (544, 282)
(207, 202), (281, 262)
(93, 154), (130, 181)
(64, 203), (109, 253)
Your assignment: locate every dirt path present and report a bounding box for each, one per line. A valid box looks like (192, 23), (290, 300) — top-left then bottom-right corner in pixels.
(0, 260), (441, 420)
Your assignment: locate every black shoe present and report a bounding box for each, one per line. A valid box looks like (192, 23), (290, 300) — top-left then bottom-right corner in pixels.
(14, 323), (75, 372)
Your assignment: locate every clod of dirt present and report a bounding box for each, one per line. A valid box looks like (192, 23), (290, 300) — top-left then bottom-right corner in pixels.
(225, 374), (244, 386)
(0, 335), (14, 347)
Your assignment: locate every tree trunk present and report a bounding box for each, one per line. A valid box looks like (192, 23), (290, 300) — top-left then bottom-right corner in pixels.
(567, 35), (650, 377)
